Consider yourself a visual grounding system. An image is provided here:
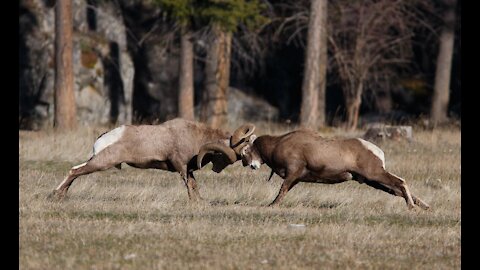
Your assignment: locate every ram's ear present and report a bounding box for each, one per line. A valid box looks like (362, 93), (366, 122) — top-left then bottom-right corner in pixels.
(249, 134), (257, 143)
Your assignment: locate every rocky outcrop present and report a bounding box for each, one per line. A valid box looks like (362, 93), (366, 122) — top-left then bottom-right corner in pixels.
(195, 87), (279, 123)
(363, 124), (413, 142)
(227, 87), (279, 122)
(20, 0), (279, 128)
(119, 0), (180, 123)
(19, 0), (134, 129)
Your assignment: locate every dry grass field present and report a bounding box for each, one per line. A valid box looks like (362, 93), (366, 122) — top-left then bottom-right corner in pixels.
(19, 123), (460, 269)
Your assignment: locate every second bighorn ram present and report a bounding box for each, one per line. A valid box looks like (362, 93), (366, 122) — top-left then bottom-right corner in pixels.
(52, 118), (255, 200)
(198, 126), (430, 210)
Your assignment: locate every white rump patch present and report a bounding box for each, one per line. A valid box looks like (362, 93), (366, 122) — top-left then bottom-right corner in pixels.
(357, 138), (385, 168)
(93, 126), (125, 155)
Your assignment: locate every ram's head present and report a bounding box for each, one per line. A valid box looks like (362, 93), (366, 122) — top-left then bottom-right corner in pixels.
(197, 124), (257, 172)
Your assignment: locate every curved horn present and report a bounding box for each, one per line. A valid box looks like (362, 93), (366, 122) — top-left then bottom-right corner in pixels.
(230, 123), (256, 154)
(197, 142), (238, 169)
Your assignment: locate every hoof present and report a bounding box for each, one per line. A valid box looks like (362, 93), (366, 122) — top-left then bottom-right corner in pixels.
(415, 200), (431, 210)
(47, 190), (66, 201)
(418, 202), (431, 210)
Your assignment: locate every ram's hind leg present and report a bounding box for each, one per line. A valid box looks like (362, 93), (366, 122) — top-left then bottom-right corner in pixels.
(51, 161), (97, 199)
(53, 162), (91, 197)
(51, 151), (121, 200)
(410, 194), (430, 210)
(361, 179), (430, 210)
(360, 169), (415, 209)
(386, 172), (415, 209)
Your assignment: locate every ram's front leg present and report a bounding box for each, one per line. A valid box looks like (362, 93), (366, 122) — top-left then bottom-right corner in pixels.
(268, 167), (304, 207)
(178, 171), (201, 201)
(266, 169), (275, 182)
(171, 157), (204, 202)
(186, 171), (203, 201)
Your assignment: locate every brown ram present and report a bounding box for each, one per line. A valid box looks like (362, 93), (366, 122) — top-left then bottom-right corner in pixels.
(51, 119), (254, 200)
(198, 127), (430, 210)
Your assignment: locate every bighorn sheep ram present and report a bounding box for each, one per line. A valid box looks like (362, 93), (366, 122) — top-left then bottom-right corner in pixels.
(51, 118), (255, 200)
(198, 127), (430, 210)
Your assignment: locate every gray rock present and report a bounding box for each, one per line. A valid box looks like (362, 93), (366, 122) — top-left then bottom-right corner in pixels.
(363, 124), (413, 142)
(227, 87), (279, 122)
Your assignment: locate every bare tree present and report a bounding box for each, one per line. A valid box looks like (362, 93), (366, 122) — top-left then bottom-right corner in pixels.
(430, 0), (457, 126)
(328, 0), (415, 130)
(263, 0), (419, 128)
(54, 0), (77, 130)
(299, 0), (327, 129)
(200, 25), (232, 128)
(178, 30), (195, 120)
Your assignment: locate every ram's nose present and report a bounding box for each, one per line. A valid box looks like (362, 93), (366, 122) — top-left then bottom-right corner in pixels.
(250, 161), (261, 170)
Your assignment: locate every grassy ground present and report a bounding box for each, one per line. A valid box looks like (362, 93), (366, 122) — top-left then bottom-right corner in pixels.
(19, 124), (460, 269)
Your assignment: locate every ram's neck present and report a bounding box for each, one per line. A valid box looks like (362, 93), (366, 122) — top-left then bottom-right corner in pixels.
(202, 128), (231, 146)
(254, 135), (279, 164)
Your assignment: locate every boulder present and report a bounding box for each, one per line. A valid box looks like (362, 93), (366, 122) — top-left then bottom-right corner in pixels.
(227, 87), (279, 122)
(363, 124), (413, 142)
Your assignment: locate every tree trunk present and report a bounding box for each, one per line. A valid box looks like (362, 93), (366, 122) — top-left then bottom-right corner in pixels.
(300, 0), (327, 129)
(345, 82), (363, 130)
(431, 0), (456, 126)
(54, 0), (77, 130)
(200, 26), (232, 128)
(178, 31), (195, 121)
(345, 99), (360, 131)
